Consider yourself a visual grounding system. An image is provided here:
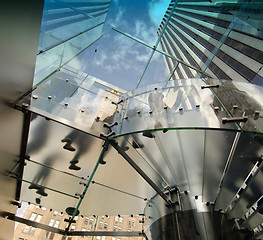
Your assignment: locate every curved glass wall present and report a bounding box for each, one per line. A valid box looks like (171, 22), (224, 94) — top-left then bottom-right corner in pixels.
(112, 78), (263, 136)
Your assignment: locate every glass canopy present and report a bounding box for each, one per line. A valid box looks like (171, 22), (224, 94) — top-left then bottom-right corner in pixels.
(12, 0), (263, 238)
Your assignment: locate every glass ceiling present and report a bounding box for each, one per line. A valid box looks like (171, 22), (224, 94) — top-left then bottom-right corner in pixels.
(13, 0), (263, 238)
(34, 0), (171, 90)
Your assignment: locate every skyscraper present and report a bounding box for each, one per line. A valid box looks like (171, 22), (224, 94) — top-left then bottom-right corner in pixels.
(158, 0), (263, 85)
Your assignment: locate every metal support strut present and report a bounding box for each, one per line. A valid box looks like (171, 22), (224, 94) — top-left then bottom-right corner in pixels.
(65, 140), (110, 233)
(109, 140), (172, 206)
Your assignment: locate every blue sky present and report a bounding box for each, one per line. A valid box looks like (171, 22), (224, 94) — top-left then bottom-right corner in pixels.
(81, 0), (171, 91)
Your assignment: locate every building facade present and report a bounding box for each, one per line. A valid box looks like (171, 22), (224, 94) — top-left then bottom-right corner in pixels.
(14, 204), (144, 240)
(158, 0), (263, 85)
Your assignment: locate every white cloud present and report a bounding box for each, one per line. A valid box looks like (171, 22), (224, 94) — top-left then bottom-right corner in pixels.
(148, 0), (170, 28)
(94, 52), (107, 66)
(134, 20), (156, 45)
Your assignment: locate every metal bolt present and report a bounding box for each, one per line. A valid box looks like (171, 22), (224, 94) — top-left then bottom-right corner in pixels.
(179, 107), (183, 111)
(32, 95), (38, 99)
(22, 103), (29, 108)
(196, 104), (200, 108)
(233, 105), (238, 109)
(64, 103), (68, 107)
(48, 96), (52, 99)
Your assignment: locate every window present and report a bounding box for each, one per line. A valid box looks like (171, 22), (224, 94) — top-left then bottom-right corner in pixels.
(114, 216), (118, 223)
(104, 222), (108, 229)
(54, 220), (60, 228)
(74, 216), (78, 221)
(119, 217), (123, 223)
(96, 237), (101, 240)
(132, 220), (136, 227)
(89, 219), (94, 225)
(29, 213), (37, 221)
(84, 217), (89, 224)
(128, 220), (132, 227)
(42, 207), (47, 211)
(113, 226), (117, 231)
(29, 227), (36, 235)
(102, 237), (106, 240)
(35, 214), (43, 222)
(71, 225), (75, 230)
(18, 238), (24, 240)
(49, 219), (55, 226)
(99, 221), (103, 229)
(53, 210), (58, 216)
(82, 228), (86, 237)
(48, 232), (55, 240)
(22, 225), (30, 233)
(43, 231), (49, 239)
(118, 227), (122, 231)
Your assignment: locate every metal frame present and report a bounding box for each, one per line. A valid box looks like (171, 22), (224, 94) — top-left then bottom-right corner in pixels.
(15, 110), (32, 201)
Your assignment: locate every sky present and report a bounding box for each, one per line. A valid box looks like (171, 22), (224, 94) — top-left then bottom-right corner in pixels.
(80, 0), (171, 91)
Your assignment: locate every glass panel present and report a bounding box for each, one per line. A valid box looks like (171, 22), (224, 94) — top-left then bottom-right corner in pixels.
(123, 132), (175, 188)
(229, 168), (263, 219)
(22, 160), (86, 202)
(17, 69), (122, 137)
(175, 130), (205, 196)
(115, 134), (167, 189)
(34, 0), (110, 85)
(25, 115), (105, 177)
(135, 49), (170, 88)
(21, 180), (80, 214)
(208, 79), (263, 134)
(84, 29), (153, 91)
(245, 211), (263, 230)
(202, 130), (236, 202)
(215, 133), (263, 210)
(113, 79), (238, 136)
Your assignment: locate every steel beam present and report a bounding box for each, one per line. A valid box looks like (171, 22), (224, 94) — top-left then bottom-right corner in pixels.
(109, 140), (172, 206)
(65, 141), (110, 233)
(67, 231), (144, 237)
(2, 212), (63, 234)
(15, 110), (31, 201)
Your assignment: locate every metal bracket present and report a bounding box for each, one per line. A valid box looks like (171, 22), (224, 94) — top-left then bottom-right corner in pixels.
(222, 116), (248, 124)
(201, 84), (219, 89)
